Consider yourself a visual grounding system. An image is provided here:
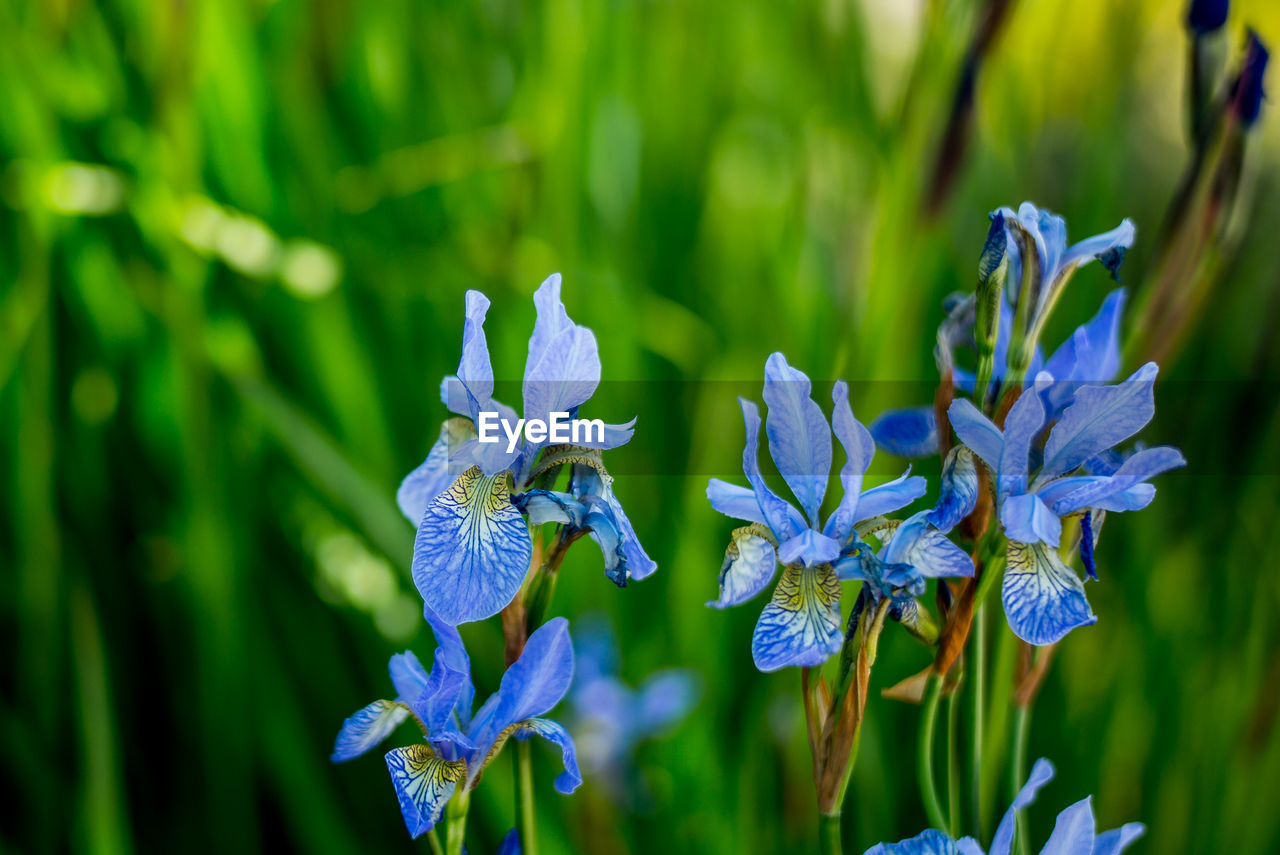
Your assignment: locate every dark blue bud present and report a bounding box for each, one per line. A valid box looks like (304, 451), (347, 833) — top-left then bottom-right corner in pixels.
(1186, 0), (1229, 36)
(1232, 30), (1270, 127)
(1099, 246), (1127, 282)
(1080, 511), (1098, 581)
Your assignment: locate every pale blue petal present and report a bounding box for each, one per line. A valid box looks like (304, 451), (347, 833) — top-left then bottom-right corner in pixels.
(947, 399), (1004, 471)
(384, 745), (466, 838)
(751, 563), (843, 672)
(761, 353), (833, 524)
(573, 416), (636, 450)
(514, 718), (582, 794)
(389, 651), (431, 707)
(1093, 823), (1145, 855)
(824, 380), (875, 541)
(522, 274), (602, 433)
(424, 605), (474, 726)
(1059, 219), (1136, 275)
(1041, 290), (1126, 415)
(634, 670), (700, 734)
(457, 291), (496, 422)
(1039, 797), (1096, 855)
(1039, 363), (1158, 484)
(864, 829), (961, 855)
(514, 489), (586, 527)
(412, 466), (532, 625)
(869, 406), (939, 459)
(890, 514), (975, 579)
(999, 373), (1051, 499)
(331, 700), (408, 762)
(398, 425), (453, 525)
(990, 758), (1056, 855)
(777, 529), (842, 567)
(1093, 484), (1155, 512)
(709, 528), (779, 608)
(1048, 446), (1185, 516)
(740, 399), (807, 541)
(707, 479), (769, 525)
(927, 446), (979, 533)
(1001, 493), (1063, 547)
(574, 470), (656, 584)
(1003, 541), (1096, 646)
(955, 840), (985, 855)
(469, 618), (574, 752)
(854, 469), (928, 523)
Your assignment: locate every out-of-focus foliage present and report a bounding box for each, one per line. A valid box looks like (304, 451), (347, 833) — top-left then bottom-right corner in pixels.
(1, 1), (1278, 853)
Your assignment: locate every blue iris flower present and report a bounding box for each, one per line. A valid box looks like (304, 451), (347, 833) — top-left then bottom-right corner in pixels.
(865, 758), (1144, 855)
(396, 274), (653, 625)
(948, 366), (1185, 644)
(331, 609), (582, 838)
(706, 354), (972, 671)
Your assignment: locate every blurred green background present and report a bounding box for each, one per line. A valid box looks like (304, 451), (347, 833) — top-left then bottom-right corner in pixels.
(2, 0), (1279, 853)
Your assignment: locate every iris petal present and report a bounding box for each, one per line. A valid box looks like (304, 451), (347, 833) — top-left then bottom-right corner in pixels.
(707, 479), (769, 525)
(384, 744), (467, 838)
(469, 618), (574, 755)
(1039, 363), (1158, 484)
(1003, 541), (1096, 645)
(777, 529), (842, 567)
(514, 718), (583, 794)
(412, 466), (532, 625)
(864, 829), (961, 854)
(331, 700), (409, 763)
(999, 373), (1051, 499)
(709, 526), (779, 608)
(751, 563), (843, 672)
(990, 758), (1056, 855)
(761, 353), (833, 525)
(739, 399), (807, 541)
(398, 418), (480, 525)
(824, 380), (875, 541)
(1039, 797), (1096, 855)
(522, 274), (602, 439)
(927, 446), (978, 533)
(947, 399), (1004, 471)
(869, 406), (939, 460)
(1093, 823), (1145, 855)
(854, 469), (928, 523)
(1001, 493), (1063, 547)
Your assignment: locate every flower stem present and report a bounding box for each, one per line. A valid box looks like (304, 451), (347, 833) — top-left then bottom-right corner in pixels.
(427, 829), (446, 855)
(445, 786), (470, 855)
(918, 674), (949, 832)
(947, 685), (961, 838)
(970, 604), (986, 833)
(516, 740), (538, 855)
(818, 811), (843, 855)
(1010, 703), (1031, 855)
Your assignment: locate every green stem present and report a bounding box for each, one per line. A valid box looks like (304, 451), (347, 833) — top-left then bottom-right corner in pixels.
(970, 604), (986, 833)
(819, 811), (843, 855)
(445, 786), (470, 855)
(947, 686), (961, 838)
(516, 740), (538, 855)
(427, 829), (446, 855)
(918, 674), (949, 832)
(1010, 704), (1032, 855)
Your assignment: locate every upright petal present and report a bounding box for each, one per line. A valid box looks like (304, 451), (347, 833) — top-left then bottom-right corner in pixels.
(709, 525), (780, 608)
(1038, 363), (1158, 484)
(425, 605), (475, 727)
(990, 758), (1056, 855)
(863, 829), (961, 855)
(469, 618), (575, 752)
(998, 373), (1051, 499)
(384, 744), (467, 838)
(331, 700), (409, 762)
(1003, 541), (1096, 646)
(1041, 290), (1126, 415)
(761, 353), (833, 525)
(1093, 823), (1146, 855)
(777, 529), (842, 566)
(927, 446), (979, 533)
(1047, 446), (1185, 516)
(947, 399), (1004, 471)
(522, 274), (602, 435)
(457, 291), (496, 421)
(1039, 797), (1096, 855)
(1001, 493), (1063, 547)
(885, 513), (975, 579)
(869, 406), (939, 460)
(707, 479), (769, 525)
(398, 418), (480, 525)
(412, 466), (532, 625)
(854, 469), (928, 523)
(824, 380), (875, 541)
(740, 399), (807, 541)
(751, 563), (843, 672)
(514, 718), (583, 794)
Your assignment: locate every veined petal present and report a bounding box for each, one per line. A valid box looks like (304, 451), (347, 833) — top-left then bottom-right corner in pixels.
(514, 718), (582, 794)
(576, 470), (656, 584)
(1041, 290), (1125, 415)
(1093, 823), (1146, 855)
(854, 469), (928, 523)
(1049, 446), (1185, 516)
(412, 466), (532, 625)
(1001, 493), (1063, 546)
(1059, 219), (1136, 278)
(948, 399), (1004, 471)
(331, 700), (409, 762)
(398, 418), (481, 525)
(1003, 541), (1096, 646)
(384, 744), (467, 838)
(762, 353), (833, 524)
(990, 758), (1056, 855)
(869, 406), (939, 460)
(522, 274), (602, 435)
(709, 525), (779, 608)
(1039, 797), (1096, 855)
(424, 605), (474, 727)
(514, 489), (586, 527)
(927, 446), (979, 533)
(999, 373), (1051, 499)
(740, 399), (807, 541)
(864, 829), (961, 855)
(887, 513), (975, 579)
(777, 529), (842, 567)
(751, 563), (842, 672)
(707, 479), (768, 525)
(1038, 363), (1158, 484)
(470, 618), (574, 753)
(824, 380), (875, 541)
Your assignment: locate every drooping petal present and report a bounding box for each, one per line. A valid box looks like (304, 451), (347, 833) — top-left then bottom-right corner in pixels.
(331, 700), (409, 762)
(854, 469), (928, 523)
(708, 525), (779, 608)
(1038, 363), (1158, 484)
(514, 718), (583, 794)
(384, 744), (467, 838)
(869, 406), (939, 460)
(469, 617), (575, 753)
(1048, 446), (1185, 516)
(739, 399), (807, 542)
(1059, 219), (1136, 280)
(514, 489), (587, 527)
(885, 513), (975, 579)
(761, 353), (833, 525)
(574, 468), (657, 584)
(777, 529), (842, 567)
(1003, 541), (1096, 646)
(398, 418), (482, 525)
(707, 479), (769, 525)
(998, 373), (1051, 499)
(412, 466), (532, 625)
(947, 399), (1004, 471)
(990, 758), (1056, 855)
(824, 380), (876, 541)
(424, 605), (474, 727)
(1001, 493), (1063, 547)
(927, 446), (979, 533)
(751, 563), (842, 672)
(1092, 823), (1146, 855)
(1039, 797), (1096, 855)
(522, 274), (602, 435)
(863, 829), (961, 855)
(572, 416), (637, 450)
